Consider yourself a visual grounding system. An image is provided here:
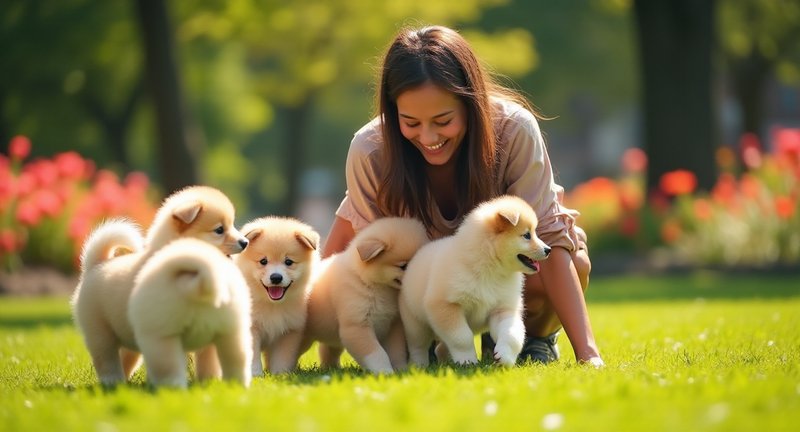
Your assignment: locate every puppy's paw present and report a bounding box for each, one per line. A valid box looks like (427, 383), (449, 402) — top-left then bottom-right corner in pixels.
(493, 343), (518, 367)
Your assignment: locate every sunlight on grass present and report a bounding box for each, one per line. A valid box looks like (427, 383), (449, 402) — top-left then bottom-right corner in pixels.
(1, 274), (798, 431)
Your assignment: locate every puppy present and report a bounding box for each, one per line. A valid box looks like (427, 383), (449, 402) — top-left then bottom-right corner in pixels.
(128, 238), (253, 388)
(233, 216), (320, 376)
(301, 217), (429, 374)
(71, 185), (249, 386)
(399, 195), (551, 367)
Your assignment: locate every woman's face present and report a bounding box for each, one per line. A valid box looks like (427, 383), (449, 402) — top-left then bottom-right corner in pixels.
(396, 81), (467, 166)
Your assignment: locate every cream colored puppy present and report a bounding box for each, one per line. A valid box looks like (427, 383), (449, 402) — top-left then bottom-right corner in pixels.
(233, 216), (320, 376)
(399, 195), (551, 367)
(301, 217), (429, 374)
(71, 186), (249, 386)
(128, 238), (252, 388)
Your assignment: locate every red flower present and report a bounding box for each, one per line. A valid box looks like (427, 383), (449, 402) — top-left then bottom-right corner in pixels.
(0, 229), (17, 253)
(774, 196), (795, 220)
(659, 170), (697, 197)
(619, 214), (639, 237)
(9, 135), (31, 161)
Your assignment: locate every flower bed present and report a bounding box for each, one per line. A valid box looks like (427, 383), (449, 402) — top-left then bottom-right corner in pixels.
(565, 127), (800, 268)
(1, 136), (158, 273)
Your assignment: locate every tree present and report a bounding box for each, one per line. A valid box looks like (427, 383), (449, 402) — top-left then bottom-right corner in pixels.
(181, 0), (537, 215)
(633, 0), (718, 193)
(719, 0), (800, 141)
(134, 0), (201, 193)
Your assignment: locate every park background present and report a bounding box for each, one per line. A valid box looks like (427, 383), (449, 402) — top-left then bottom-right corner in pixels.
(1, 0), (799, 283)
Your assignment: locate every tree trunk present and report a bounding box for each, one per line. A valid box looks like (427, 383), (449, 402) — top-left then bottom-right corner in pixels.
(134, 0), (201, 194)
(283, 98), (313, 216)
(633, 0), (718, 193)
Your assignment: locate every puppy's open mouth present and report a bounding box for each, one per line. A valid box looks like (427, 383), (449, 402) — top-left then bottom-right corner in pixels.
(517, 254), (540, 273)
(261, 281), (292, 301)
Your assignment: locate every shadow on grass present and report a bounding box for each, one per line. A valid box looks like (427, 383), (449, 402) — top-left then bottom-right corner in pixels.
(588, 270), (800, 303)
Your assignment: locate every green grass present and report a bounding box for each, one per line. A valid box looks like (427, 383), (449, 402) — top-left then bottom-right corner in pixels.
(1, 273), (799, 431)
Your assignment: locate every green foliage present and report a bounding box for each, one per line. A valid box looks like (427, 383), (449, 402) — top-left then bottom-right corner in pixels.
(1, 274), (799, 431)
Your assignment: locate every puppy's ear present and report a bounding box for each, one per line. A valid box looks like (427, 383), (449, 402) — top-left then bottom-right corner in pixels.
(172, 201), (202, 224)
(295, 230), (320, 251)
(245, 228), (262, 242)
(493, 208), (520, 232)
(356, 238), (387, 262)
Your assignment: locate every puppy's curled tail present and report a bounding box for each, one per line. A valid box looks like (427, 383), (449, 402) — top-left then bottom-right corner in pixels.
(80, 219), (145, 272)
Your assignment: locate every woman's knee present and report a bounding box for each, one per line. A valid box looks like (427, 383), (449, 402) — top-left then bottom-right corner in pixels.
(573, 250), (591, 292)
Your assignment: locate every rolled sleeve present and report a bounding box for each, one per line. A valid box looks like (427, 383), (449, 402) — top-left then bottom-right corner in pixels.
(502, 109), (579, 251)
(334, 119), (383, 232)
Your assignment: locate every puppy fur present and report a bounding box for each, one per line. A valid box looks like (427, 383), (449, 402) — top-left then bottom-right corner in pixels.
(71, 185), (249, 386)
(399, 195), (551, 367)
(129, 238), (253, 388)
(233, 216), (320, 376)
(301, 217), (429, 374)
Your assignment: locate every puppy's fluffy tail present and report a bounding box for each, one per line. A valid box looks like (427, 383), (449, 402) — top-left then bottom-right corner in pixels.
(80, 219), (145, 272)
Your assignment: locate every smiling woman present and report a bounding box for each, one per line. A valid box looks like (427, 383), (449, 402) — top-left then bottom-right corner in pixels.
(322, 25), (603, 366)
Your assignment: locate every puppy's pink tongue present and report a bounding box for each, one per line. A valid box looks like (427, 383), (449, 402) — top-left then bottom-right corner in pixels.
(267, 286), (285, 300)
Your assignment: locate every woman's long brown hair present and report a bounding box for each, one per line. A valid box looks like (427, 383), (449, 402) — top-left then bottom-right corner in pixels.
(375, 25), (532, 229)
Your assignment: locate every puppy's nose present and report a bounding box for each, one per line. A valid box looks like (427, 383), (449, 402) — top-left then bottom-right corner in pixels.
(543, 246), (551, 257)
(238, 238), (249, 250)
(270, 273), (283, 284)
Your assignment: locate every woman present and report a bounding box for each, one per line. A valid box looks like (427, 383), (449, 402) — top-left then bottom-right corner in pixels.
(323, 25), (604, 366)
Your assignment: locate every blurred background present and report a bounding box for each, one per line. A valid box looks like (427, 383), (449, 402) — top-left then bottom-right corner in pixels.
(2, 0), (799, 278)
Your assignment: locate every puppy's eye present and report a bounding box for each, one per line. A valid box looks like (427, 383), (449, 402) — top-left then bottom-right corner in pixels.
(214, 226), (225, 235)
(259, 258), (268, 266)
(284, 258), (294, 266)
(398, 262), (408, 271)
(523, 231), (531, 240)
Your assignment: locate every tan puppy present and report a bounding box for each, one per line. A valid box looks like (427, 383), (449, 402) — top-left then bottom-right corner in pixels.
(129, 238), (253, 388)
(301, 217), (429, 374)
(71, 185), (249, 386)
(399, 195), (551, 367)
(233, 216), (320, 376)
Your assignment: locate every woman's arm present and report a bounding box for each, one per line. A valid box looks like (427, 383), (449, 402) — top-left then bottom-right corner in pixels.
(321, 216), (356, 258)
(539, 247), (603, 365)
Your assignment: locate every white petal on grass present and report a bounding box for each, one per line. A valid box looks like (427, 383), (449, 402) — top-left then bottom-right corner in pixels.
(484, 400), (498, 416)
(24, 400), (32, 408)
(767, 340), (774, 347)
(542, 413), (564, 430)
(706, 403), (730, 424)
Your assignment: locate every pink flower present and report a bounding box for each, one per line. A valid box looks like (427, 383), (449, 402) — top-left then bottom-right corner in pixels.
(621, 148), (647, 174)
(16, 199), (42, 226)
(740, 133), (762, 169)
(54, 151), (89, 180)
(34, 189), (62, 217)
(9, 135), (31, 161)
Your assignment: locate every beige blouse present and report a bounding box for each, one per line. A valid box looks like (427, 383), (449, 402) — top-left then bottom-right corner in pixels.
(335, 98), (582, 251)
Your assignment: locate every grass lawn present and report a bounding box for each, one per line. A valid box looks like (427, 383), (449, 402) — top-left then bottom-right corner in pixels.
(1, 271), (798, 431)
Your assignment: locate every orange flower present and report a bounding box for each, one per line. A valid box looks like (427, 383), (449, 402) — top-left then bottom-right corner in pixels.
(693, 198), (714, 221)
(659, 170), (697, 196)
(739, 174), (762, 200)
(715, 146), (737, 171)
(774, 196), (795, 220)
(660, 219), (682, 244)
(711, 173), (737, 206)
